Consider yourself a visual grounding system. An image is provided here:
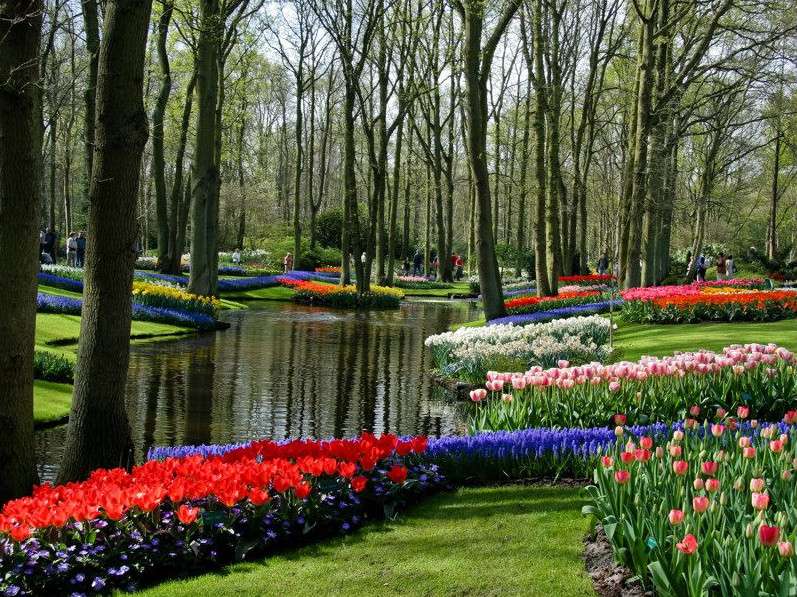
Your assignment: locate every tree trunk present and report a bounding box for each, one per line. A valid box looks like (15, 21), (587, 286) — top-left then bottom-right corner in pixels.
(0, 0), (43, 503)
(166, 71), (196, 274)
(766, 129), (781, 260)
(236, 112), (247, 250)
(188, 0), (221, 296)
(82, 0), (100, 201)
(386, 117), (404, 285)
(515, 79), (531, 278)
(57, 0), (152, 483)
(152, 2), (173, 270)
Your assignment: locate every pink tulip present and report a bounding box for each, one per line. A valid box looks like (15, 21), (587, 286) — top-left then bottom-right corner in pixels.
(701, 461), (718, 476)
(751, 492), (770, 510)
(706, 478), (720, 493)
(743, 447), (757, 459)
(614, 470), (630, 485)
(749, 478), (765, 492)
(469, 389), (487, 402)
(778, 541), (794, 558)
(692, 496), (709, 513)
(672, 460), (689, 476)
(668, 509), (684, 525)
(608, 381), (621, 392)
(770, 440), (784, 454)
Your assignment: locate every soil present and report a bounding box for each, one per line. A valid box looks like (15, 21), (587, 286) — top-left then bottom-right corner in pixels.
(584, 527), (650, 597)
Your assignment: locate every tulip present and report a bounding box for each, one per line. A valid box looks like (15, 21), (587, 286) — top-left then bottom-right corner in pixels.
(387, 465), (408, 484)
(738, 436), (751, 448)
(501, 393), (514, 403)
(693, 478), (705, 491)
(668, 509), (685, 525)
(770, 440), (784, 454)
(608, 381), (621, 392)
(715, 407), (727, 419)
(601, 456), (614, 468)
(737, 405), (750, 419)
(620, 451), (635, 464)
(676, 533), (698, 555)
(557, 359), (570, 369)
(176, 504), (200, 525)
(750, 478), (765, 492)
(469, 389), (487, 402)
(669, 445), (682, 458)
(640, 436), (653, 450)
(706, 478), (720, 493)
(783, 470), (792, 481)
(759, 524), (780, 547)
(614, 426), (624, 437)
(613, 413), (627, 425)
(751, 492), (770, 510)
(672, 430), (684, 442)
(351, 476), (368, 493)
(673, 460), (689, 476)
(655, 446), (664, 459)
(743, 447), (756, 459)
(778, 541), (794, 558)
(701, 461), (718, 476)
(614, 470), (631, 485)
(711, 424), (725, 437)
(733, 478), (744, 491)
(692, 496), (709, 513)
(689, 405), (701, 417)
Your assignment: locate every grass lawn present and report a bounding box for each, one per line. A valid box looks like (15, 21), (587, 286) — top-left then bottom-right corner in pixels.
(613, 318), (797, 361)
(221, 286), (296, 301)
(134, 485), (592, 597)
(400, 281), (473, 297)
(33, 380), (73, 425)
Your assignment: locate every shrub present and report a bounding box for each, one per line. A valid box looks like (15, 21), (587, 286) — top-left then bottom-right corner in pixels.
(33, 350), (74, 384)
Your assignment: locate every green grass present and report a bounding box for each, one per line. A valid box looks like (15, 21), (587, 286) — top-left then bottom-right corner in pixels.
(39, 285), (82, 299)
(33, 380), (73, 425)
(221, 286), (296, 301)
(400, 281), (473, 297)
(134, 485), (592, 597)
(613, 318), (797, 361)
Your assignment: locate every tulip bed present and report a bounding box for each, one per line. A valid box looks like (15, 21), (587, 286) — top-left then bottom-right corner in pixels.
(278, 278), (404, 309)
(504, 290), (608, 316)
(559, 274), (615, 286)
(584, 419), (797, 595)
(131, 281), (221, 318)
(0, 434), (444, 596)
(394, 275), (453, 290)
(622, 283), (797, 323)
(467, 343), (797, 431)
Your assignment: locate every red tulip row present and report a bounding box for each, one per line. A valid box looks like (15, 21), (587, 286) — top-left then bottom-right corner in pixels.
(0, 433), (424, 542)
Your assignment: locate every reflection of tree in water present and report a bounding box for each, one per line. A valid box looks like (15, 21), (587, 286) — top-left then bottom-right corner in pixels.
(36, 301), (478, 477)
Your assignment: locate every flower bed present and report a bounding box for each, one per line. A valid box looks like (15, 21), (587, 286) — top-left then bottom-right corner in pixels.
(0, 434), (443, 596)
(36, 293), (218, 331)
(559, 274), (615, 286)
(622, 283), (797, 323)
(504, 290), (606, 316)
(394, 276), (453, 290)
(37, 272), (83, 294)
(487, 300), (623, 326)
(467, 343), (797, 432)
(585, 418), (797, 595)
(315, 266), (340, 274)
(132, 281), (221, 317)
(216, 270), (336, 293)
(278, 278), (404, 309)
(425, 316), (612, 383)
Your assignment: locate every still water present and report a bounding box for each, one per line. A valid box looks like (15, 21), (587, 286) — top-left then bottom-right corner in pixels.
(35, 299), (479, 480)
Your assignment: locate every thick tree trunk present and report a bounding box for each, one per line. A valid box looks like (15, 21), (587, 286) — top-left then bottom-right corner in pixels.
(188, 0), (220, 297)
(57, 0), (152, 483)
(0, 0), (43, 503)
(152, 2), (173, 270)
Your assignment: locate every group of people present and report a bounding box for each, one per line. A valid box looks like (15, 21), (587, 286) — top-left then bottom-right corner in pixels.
(407, 249), (464, 280)
(694, 252), (735, 282)
(39, 229), (88, 267)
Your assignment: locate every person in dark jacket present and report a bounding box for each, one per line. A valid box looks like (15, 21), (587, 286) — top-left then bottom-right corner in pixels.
(412, 250), (423, 276)
(76, 231), (87, 267)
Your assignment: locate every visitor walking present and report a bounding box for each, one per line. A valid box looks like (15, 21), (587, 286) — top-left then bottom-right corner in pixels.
(597, 252), (609, 275)
(726, 254), (735, 279)
(44, 228), (58, 264)
(716, 252), (727, 281)
(75, 232), (86, 267)
(283, 252), (293, 273)
(66, 233), (78, 267)
(412, 250), (423, 276)
(232, 248), (241, 265)
(696, 254), (707, 282)
(454, 254), (464, 280)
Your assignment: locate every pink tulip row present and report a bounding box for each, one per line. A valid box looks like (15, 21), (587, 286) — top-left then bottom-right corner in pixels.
(474, 343), (794, 396)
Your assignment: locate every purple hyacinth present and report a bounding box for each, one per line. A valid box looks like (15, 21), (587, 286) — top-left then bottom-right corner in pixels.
(487, 299), (624, 326)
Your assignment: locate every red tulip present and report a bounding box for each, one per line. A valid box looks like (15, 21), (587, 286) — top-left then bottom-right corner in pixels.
(338, 462), (357, 479)
(689, 405), (701, 417)
(701, 461), (718, 476)
(620, 451), (635, 464)
(676, 533), (698, 555)
(351, 476), (368, 493)
(706, 478), (720, 493)
(639, 436), (653, 450)
(387, 465), (408, 484)
(9, 525), (31, 542)
(614, 470), (631, 485)
(176, 504), (199, 525)
(293, 482), (312, 500)
(759, 524), (780, 547)
(692, 496), (709, 514)
(600, 456), (614, 468)
(737, 405), (750, 419)
(668, 509), (684, 525)
(614, 413), (627, 425)
(672, 460), (689, 476)
(248, 487), (271, 506)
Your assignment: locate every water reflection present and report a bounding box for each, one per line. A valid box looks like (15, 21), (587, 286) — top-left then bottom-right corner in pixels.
(36, 300), (477, 480)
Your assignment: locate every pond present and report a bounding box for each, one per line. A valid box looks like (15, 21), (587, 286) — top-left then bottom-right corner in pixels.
(35, 299), (480, 480)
